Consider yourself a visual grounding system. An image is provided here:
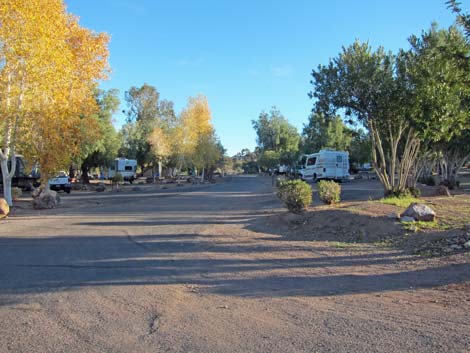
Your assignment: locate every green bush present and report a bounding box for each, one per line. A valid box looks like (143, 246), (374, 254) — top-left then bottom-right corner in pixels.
(277, 179), (312, 214)
(317, 180), (341, 205)
(408, 186), (421, 198)
(112, 173), (124, 184)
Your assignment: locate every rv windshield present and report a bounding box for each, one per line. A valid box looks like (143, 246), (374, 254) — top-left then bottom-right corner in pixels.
(298, 156), (307, 169)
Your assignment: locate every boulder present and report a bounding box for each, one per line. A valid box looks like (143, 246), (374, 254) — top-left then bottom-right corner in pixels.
(32, 189), (60, 209)
(0, 198), (10, 218)
(400, 203), (436, 222)
(435, 185), (451, 197)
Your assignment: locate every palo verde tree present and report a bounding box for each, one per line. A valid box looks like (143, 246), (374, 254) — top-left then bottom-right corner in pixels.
(0, 0), (109, 205)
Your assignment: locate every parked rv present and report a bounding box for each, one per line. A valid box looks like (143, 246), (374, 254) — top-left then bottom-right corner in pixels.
(108, 158), (137, 182)
(296, 150), (350, 182)
(0, 155), (40, 190)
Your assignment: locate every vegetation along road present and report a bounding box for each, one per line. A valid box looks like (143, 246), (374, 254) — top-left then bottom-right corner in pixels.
(1, 176), (469, 353)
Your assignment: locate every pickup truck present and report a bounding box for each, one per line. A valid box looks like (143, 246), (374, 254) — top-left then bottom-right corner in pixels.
(48, 171), (71, 193)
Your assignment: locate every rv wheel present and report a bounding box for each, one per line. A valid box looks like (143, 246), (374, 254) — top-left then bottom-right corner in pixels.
(313, 174), (317, 182)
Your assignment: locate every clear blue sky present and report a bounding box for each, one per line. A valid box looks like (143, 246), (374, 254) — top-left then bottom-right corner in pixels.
(66, 0), (458, 156)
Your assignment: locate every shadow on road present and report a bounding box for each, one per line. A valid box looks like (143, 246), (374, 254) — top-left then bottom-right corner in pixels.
(1, 230), (469, 302)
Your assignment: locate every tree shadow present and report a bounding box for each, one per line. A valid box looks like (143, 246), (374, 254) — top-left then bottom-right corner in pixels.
(1, 230), (468, 303)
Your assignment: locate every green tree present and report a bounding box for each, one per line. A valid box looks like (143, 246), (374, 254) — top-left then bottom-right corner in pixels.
(123, 84), (176, 173)
(258, 150), (280, 171)
(310, 41), (419, 195)
(447, 0), (470, 37)
(408, 25), (470, 186)
(79, 89), (121, 183)
(302, 112), (353, 152)
(252, 107), (300, 165)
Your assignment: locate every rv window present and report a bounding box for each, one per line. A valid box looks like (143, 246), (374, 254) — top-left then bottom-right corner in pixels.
(337, 155), (342, 163)
(124, 166), (133, 171)
(307, 157), (316, 166)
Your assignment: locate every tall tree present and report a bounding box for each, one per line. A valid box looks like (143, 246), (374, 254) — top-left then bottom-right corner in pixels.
(310, 41), (419, 195)
(408, 25), (470, 186)
(79, 89), (121, 183)
(252, 107), (300, 165)
(123, 84), (176, 173)
(0, 0), (109, 205)
(447, 0), (470, 37)
(302, 112), (353, 153)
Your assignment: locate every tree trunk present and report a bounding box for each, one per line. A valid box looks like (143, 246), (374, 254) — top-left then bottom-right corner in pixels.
(1, 158), (13, 206)
(81, 165), (90, 184)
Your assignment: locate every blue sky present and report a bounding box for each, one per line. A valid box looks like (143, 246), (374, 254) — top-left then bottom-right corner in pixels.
(66, 0), (458, 156)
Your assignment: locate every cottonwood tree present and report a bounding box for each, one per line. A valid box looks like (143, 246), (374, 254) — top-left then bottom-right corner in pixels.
(0, 0), (109, 205)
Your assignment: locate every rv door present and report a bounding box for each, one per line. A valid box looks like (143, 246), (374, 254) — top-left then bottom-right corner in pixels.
(335, 155), (343, 178)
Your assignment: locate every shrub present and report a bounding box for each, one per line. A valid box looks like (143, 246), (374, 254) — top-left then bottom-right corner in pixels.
(408, 186), (421, 198)
(112, 173), (124, 184)
(277, 179), (312, 214)
(317, 180), (341, 205)
(12, 187), (22, 200)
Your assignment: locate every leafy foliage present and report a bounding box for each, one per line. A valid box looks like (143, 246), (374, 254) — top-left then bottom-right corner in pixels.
(317, 180), (341, 205)
(252, 107), (300, 165)
(0, 0), (110, 204)
(277, 179), (312, 214)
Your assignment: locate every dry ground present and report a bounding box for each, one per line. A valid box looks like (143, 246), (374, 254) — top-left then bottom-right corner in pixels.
(0, 175), (469, 353)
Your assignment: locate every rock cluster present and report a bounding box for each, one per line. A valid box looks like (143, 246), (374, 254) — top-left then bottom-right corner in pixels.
(414, 231), (470, 257)
(32, 189), (60, 209)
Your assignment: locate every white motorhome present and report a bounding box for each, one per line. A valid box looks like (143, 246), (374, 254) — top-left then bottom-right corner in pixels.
(296, 150), (350, 182)
(108, 158), (137, 182)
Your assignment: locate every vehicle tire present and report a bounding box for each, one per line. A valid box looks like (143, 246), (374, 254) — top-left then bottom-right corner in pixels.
(313, 174), (317, 182)
(65, 188), (71, 194)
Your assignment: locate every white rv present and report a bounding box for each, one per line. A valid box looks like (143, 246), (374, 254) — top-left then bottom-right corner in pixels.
(108, 158), (137, 182)
(297, 150), (350, 182)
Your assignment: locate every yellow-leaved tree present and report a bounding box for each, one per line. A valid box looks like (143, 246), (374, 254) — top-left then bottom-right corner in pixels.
(0, 0), (109, 205)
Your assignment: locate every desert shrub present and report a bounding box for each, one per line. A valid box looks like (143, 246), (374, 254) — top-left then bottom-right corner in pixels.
(408, 186), (421, 198)
(112, 173), (124, 184)
(277, 179), (312, 214)
(317, 180), (341, 205)
(11, 187), (22, 200)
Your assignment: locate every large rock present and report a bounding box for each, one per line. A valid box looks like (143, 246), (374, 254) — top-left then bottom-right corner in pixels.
(0, 198), (10, 218)
(32, 189), (60, 209)
(400, 203), (436, 222)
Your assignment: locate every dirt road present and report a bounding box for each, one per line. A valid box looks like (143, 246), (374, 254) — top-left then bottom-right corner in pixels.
(0, 176), (469, 352)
